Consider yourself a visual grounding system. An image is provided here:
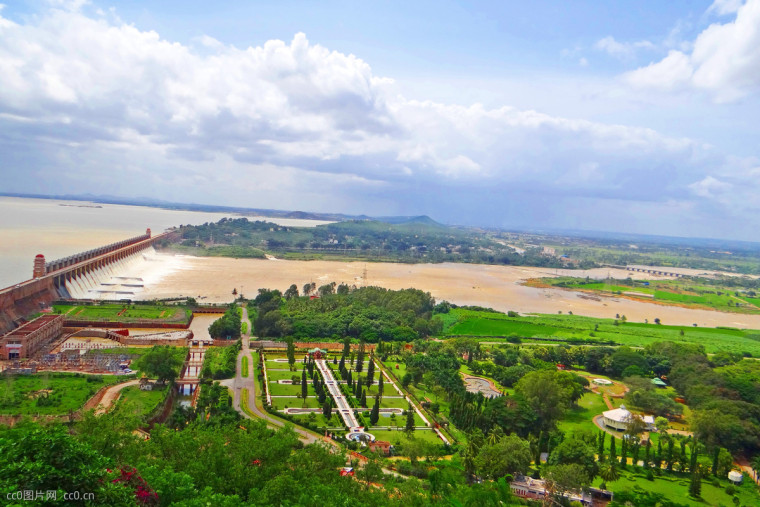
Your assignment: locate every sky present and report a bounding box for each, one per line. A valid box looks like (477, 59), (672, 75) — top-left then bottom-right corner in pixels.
(0, 0), (759, 240)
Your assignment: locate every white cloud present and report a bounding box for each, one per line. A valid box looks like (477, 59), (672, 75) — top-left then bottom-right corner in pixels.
(0, 5), (753, 237)
(707, 0), (745, 16)
(595, 36), (655, 60)
(624, 0), (760, 102)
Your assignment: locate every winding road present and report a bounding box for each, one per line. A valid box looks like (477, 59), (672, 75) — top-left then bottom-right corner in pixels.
(223, 306), (326, 445)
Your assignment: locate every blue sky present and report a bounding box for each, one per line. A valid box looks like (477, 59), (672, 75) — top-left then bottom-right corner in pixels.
(1, 0), (759, 240)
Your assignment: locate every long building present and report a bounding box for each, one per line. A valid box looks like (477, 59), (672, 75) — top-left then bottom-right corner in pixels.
(0, 314), (64, 360)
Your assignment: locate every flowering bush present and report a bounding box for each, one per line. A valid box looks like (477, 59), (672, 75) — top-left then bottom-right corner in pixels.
(109, 467), (159, 506)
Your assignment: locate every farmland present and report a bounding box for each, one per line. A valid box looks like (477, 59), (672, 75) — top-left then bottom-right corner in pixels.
(542, 276), (760, 314)
(443, 308), (760, 355)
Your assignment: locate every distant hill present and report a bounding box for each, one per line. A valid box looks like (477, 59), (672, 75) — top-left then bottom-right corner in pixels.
(375, 215), (445, 227)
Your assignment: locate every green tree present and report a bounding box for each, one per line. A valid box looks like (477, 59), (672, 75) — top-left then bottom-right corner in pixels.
(549, 435), (598, 478)
(598, 461), (620, 489)
(370, 396), (380, 425)
(378, 375), (384, 398)
(323, 399), (332, 419)
(301, 370), (307, 400)
(361, 390), (367, 408)
(474, 434), (532, 479)
(286, 337), (296, 370)
(405, 402), (415, 433)
(284, 284), (299, 300)
(0, 424), (133, 504)
(366, 355), (375, 385)
(515, 370), (575, 432)
(137, 345), (184, 383)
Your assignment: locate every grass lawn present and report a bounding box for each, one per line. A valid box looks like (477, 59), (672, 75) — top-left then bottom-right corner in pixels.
(289, 412), (343, 428)
(266, 369), (304, 381)
(268, 382), (316, 397)
(271, 396), (322, 410)
(111, 385), (167, 419)
(0, 373), (130, 415)
(368, 429), (444, 445)
(558, 392), (608, 435)
(53, 303), (189, 322)
(241, 355), (249, 377)
(593, 469), (760, 506)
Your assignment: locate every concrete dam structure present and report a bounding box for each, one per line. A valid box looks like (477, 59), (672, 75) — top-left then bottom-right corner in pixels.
(0, 229), (169, 334)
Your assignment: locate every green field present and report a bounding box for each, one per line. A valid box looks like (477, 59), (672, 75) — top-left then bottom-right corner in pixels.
(53, 303), (190, 322)
(111, 385), (167, 419)
(557, 392), (608, 435)
(545, 276), (760, 314)
(0, 373), (129, 415)
(444, 309), (760, 355)
(593, 468), (760, 506)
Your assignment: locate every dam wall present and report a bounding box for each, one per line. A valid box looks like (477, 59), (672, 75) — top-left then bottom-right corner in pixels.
(0, 230), (168, 334)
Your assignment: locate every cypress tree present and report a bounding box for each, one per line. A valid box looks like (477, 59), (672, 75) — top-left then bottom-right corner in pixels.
(656, 438), (663, 470)
(609, 436), (617, 463)
(711, 447), (720, 477)
(620, 437), (627, 469)
(323, 399), (332, 419)
(378, 375), (384, 398)
(361, 390), (367, 408)
(370, 395), (380, 425)
(301, 370), (307, 399)
(598, 431), (606, 462)
(366, 355), (375, 385)
(689, 472), (701, 498)
(690, 439), (699, 473)
(342, 337), (350, 358)
(667, 439), (675, 472)
(286, 337), (296, 370)
(681, 440), (688, 472)
(644, 439), (651, 469)
(405, 402), (415, 432)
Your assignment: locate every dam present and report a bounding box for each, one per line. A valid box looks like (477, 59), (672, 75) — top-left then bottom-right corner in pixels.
(0, 229), (172, 334)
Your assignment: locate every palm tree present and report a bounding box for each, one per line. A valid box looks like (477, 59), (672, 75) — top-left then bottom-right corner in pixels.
(752, 455), (760, 481)
(598, 462), (620, 490)
(486, 427), (504, 445)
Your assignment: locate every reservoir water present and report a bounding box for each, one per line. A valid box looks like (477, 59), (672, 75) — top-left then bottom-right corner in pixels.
(0, 196), (329, 288)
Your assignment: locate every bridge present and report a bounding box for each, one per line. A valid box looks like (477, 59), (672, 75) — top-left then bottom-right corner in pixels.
(604, 264), (685, 278)
(0, 229), (171, 334)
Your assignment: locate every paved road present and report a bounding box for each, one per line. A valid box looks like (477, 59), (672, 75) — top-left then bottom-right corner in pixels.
(224, 306), (323, 445)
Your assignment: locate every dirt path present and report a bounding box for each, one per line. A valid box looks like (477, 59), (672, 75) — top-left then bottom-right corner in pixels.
(95, 379), (140, 415)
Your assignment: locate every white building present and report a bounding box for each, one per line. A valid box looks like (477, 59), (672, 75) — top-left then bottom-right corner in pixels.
(728, 470), (743, 484)
(602, 404), (654, 432)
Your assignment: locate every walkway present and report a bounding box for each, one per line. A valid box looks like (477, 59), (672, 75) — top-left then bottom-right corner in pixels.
(315, 358), (360, 429)
(94, 379), (140, 415)
(226, 306), (324, 445)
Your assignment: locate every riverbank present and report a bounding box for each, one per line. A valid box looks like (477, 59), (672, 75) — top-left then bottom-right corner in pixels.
(141, 255), (760, 329)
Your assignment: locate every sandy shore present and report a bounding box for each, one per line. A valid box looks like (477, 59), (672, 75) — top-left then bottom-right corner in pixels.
(138, 255), (760, 329)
